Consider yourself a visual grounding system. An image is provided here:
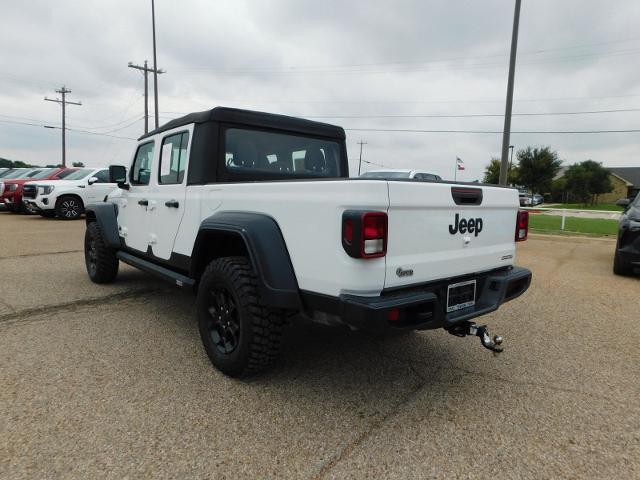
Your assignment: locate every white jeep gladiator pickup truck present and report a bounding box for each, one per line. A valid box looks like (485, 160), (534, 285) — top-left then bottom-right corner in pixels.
(84, 107), (532, 377)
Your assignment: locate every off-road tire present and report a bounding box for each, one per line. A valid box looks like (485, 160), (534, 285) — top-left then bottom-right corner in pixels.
(197, 256), (288, 378)
(613, 251), (633, 276)
(84, 222), (119, 283)
(55, 195), (84, 220)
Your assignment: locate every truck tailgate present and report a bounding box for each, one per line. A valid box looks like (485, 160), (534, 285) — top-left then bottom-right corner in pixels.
(385, 181), (519, 289)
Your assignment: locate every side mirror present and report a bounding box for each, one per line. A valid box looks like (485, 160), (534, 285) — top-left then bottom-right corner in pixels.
(87, 176), (98, 185)
(109, 165), (129, 190)
(616, 198), (630, 208)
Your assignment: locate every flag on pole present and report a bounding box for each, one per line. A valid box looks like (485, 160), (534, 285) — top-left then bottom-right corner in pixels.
(456, 157), (465, 171)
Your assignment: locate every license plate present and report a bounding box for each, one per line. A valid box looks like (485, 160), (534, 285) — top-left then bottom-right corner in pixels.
(446, 279), (476, 313)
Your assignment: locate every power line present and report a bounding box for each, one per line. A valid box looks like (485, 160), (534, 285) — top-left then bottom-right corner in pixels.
(174, 36), (640, 73)
(160, 93), (640, 107)
(174, 46), (640, 76)
(345, 127), (640, 134)
(0, 118), (137, 140)
(303, 107), (640, 119)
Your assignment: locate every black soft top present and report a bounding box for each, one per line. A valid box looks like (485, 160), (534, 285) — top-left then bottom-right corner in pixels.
(139, 107), (346, 141)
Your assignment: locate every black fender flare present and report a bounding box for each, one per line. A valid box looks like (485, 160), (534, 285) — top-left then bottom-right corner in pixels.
(85, 203), (121, 249)
(192, 211), (301, 310)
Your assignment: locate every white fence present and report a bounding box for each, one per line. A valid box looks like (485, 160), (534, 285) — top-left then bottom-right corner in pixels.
(522, 206), (621, 231)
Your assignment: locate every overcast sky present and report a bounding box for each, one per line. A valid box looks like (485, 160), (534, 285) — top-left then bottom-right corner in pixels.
(1, 0), (639, 179)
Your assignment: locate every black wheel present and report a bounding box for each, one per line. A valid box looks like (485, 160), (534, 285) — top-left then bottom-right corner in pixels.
(39, 210), (56, 218)
(197, 257), (288, 377)
(55, 195), (84, 220)
(613, 251), (633, 276)
(84, 222), (119, 283)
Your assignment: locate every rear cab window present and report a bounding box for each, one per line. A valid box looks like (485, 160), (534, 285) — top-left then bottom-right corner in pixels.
(222, 128), (344, 181)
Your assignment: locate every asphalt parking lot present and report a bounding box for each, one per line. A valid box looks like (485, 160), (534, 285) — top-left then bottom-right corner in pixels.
(1, 213), (638, 479)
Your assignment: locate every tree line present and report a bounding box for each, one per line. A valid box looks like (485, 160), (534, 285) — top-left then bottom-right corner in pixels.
(0, 158), (84, 168)
(483, 147), (613, 205)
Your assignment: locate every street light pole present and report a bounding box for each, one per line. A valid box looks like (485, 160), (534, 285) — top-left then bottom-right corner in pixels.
(151, 0), (160, 129)
(499, 0), (522, 186)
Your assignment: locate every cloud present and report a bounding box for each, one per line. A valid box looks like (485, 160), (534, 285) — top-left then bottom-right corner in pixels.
(0, 0), (639, 178)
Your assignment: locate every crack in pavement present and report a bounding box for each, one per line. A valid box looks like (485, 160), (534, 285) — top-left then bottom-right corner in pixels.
(0, 249), (83, 260)
(0, 287), (165, 328)
(312, 344), (637, 479)
(0, 297), (16, 313)
(312, 373), (427, 480)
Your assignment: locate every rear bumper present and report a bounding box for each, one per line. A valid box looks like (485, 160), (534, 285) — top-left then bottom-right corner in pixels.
(303, 266), (532, 333)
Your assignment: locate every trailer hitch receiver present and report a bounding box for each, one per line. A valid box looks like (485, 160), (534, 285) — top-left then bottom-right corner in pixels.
(447, 322), (504, 353)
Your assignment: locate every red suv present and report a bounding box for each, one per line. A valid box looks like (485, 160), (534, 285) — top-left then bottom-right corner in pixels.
(0, 167), (78, 213)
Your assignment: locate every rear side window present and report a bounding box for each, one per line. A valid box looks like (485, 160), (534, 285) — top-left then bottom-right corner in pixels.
(224, 128), (342, 179)
(131, 142), (155, 185)
(159, 132), (189, 184)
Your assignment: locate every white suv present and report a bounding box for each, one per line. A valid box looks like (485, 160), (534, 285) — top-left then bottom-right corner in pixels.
(23, 167), (115, 219)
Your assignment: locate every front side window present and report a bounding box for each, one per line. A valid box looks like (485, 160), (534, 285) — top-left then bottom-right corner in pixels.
(159, 132), (189, 184)
(224, 128), (342, 179)
(131, 142), (155, 185)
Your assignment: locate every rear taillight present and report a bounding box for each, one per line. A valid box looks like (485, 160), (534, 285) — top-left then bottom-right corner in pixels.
(342, 211), (388, 258)
(516, 210), (529, 242)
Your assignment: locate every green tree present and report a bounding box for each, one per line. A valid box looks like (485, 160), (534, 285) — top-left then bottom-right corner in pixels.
(564, 160), (613, 205)
(483, 157), (519, 185)
(72, 161), (85, 167)
(516, 147), (562, 194)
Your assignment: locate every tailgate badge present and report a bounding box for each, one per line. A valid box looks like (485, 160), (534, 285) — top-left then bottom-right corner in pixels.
(396, 267), (414, 278)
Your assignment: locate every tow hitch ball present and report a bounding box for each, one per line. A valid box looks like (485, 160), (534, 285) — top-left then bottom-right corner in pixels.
(447, 323), (504, 353)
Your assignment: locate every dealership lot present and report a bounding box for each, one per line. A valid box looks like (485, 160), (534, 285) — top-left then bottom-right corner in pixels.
(1, 214), (638, 479)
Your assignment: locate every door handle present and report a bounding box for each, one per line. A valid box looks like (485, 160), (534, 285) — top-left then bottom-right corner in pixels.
(165, 200), (180, 208)
(138, 199), (149, 206)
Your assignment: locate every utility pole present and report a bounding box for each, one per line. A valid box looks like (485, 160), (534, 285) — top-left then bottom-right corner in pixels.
(44, 86), (81, 167)
(357, 140), (368, 176)
(499, 0), (522, 186)
(151, 0), (160, 129)
(128, 61), (165, 133)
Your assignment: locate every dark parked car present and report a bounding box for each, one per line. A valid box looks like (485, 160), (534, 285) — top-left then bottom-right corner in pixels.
(613, 195), (640, 275)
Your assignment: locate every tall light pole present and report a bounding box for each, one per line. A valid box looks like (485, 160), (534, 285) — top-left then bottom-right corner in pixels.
(44, 86), (82, 167)
(151, 0), (160, 129)
(499, 0), (522, 186)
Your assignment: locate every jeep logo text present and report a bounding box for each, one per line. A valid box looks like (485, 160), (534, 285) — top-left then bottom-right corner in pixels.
(449, 213), (483, 237)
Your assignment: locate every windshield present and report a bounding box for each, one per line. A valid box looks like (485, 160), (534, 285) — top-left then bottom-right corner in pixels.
(31, 168), (59, 179)
(361, 171), (411, 179)
(63, 168), (94, 180)
(1, 169), (31, 179)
